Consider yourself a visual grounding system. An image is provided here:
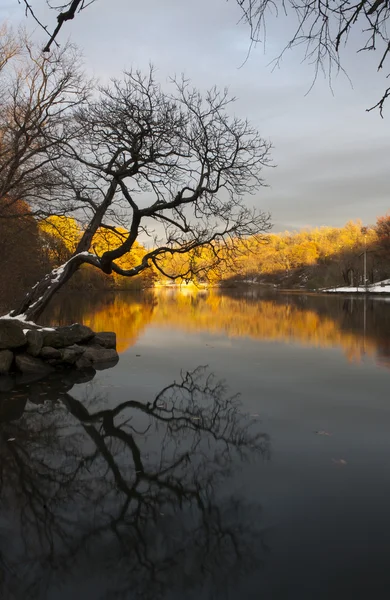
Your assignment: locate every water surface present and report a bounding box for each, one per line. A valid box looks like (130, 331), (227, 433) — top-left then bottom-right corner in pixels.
(1, 288), (390, 599)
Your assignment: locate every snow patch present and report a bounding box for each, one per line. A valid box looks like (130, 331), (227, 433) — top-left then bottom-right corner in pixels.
(0, 314), (55, 331)
(324, 280), (390, 294)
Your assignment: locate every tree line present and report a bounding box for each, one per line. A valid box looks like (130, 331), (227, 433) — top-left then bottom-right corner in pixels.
(2, 196), (390, 315)
(222, 216), (390, 289)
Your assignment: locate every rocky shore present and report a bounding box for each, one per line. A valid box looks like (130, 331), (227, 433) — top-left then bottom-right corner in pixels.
(0, 318), (119, 376)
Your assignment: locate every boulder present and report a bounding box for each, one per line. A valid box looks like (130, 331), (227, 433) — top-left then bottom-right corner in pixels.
(60, 367), (96, 385)
(60, 344), (85, 364)
(40, 346), (62, 359)
(75, 355), (93, 370)
(0, 320), (27, 349)
(0, 349), (13, 374)
(82, 346), (119, 364)
(0, 375), (14, 393)
(42, 324), (95, 349)
(15, 354), (54, 375)
(26, 329), (44, 357)
(93, 332), (116, 349)
(94, 358), (119, 371)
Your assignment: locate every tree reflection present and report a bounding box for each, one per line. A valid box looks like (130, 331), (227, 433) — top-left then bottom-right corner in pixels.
(0, 367), (269, 599)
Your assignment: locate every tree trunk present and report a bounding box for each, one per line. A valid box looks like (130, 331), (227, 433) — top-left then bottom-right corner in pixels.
(9, 253), (99, 322)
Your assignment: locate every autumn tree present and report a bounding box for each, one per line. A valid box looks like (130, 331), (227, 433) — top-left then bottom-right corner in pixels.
(39, 215), (82, 264)
(0, 197), (45, 310)
(8, 66), (271, 321)
(375, 214), (390, 256)
(373, 214), (390, 279)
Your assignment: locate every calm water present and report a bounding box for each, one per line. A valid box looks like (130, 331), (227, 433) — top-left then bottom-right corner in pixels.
(1, 288), (390, 599)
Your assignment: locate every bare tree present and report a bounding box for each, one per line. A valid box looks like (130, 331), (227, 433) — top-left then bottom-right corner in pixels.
(0, 27), (89, 218)
(238, 0), (390, 114)
(8, 66), (271, 322)
(20, 0), (98, 53)
(19, 1), (390, 113)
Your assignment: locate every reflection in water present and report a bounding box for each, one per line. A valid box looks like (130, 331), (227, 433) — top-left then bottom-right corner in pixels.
(42, 288), (390, 366)
(43, 291), (157, 353)
(0, 367), (269, 599)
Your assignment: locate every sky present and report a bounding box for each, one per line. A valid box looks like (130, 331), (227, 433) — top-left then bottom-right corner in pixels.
(2, 0), (390, 233)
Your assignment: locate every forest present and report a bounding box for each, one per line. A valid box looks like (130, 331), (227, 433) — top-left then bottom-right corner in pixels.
(2, 198), (390, 314)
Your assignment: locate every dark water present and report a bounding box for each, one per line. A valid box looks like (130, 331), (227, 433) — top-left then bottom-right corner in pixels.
(1, 288), (390, 599)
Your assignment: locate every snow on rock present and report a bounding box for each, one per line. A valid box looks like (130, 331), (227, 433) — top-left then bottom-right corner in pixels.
(0, 313), (39, 327)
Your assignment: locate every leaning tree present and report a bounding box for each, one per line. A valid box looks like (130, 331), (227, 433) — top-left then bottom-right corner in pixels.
(5, 60), (271, 322)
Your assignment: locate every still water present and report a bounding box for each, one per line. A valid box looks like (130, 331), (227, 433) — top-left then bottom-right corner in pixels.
(1, 288), (390, 599)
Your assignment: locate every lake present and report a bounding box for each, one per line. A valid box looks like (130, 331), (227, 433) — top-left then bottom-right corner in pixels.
(1, 287), (390, 599)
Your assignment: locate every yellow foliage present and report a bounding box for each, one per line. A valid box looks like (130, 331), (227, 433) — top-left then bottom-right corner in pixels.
(91, 227), (149, 287)
(154, 220), (378, 285)
(39, 215), (82, 264)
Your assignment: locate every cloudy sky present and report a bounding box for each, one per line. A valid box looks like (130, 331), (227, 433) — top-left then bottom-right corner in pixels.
(3, 0), (390, 232)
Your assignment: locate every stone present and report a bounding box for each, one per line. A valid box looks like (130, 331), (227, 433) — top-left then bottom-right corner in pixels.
(60, 367), (96, 385)
(94, 357), (119, 371)
(0, 319), (27, 349)
(42, 324), (95, 349)
(40, 346), (62, 359)
(26, 329), (44, 357)
(15, 371), (52, 385)
(92, 332), (116, 349)
(0, 349), (13, 374)
(0, 376), (14, 393)
(60, 344), (85, 364)
(75, 355), (93, 370)
(15, 354), (54, 375)
(82, 346), (119, 364)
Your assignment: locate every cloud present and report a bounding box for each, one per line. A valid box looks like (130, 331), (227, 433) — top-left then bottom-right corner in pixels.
(4, 0), (390, 234)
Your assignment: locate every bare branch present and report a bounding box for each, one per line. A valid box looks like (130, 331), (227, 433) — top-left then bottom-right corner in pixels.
(237, 0), (390, 113)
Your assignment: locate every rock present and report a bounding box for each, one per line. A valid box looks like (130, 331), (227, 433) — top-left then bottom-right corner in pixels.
(15, 354), (54, 375)
(0, 376), (14, 393)
(0, 320), (27, 349)
(42, 324), (94, 348)
(82, 346), (119, 364)
(92, 332), (116, 349)
(94, 357), (119, 371)
(15, 371), (51, 386)
(60, 367), (96, 385)
(0, 349), (13, 374)
(40, 346), (62, 359)
(60, 344), (85, 364)
(26, 329), (44, 357)
(75, 355), (93, 370)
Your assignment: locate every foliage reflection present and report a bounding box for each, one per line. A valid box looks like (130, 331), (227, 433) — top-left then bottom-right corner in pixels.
(42, 288), (390, 366)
